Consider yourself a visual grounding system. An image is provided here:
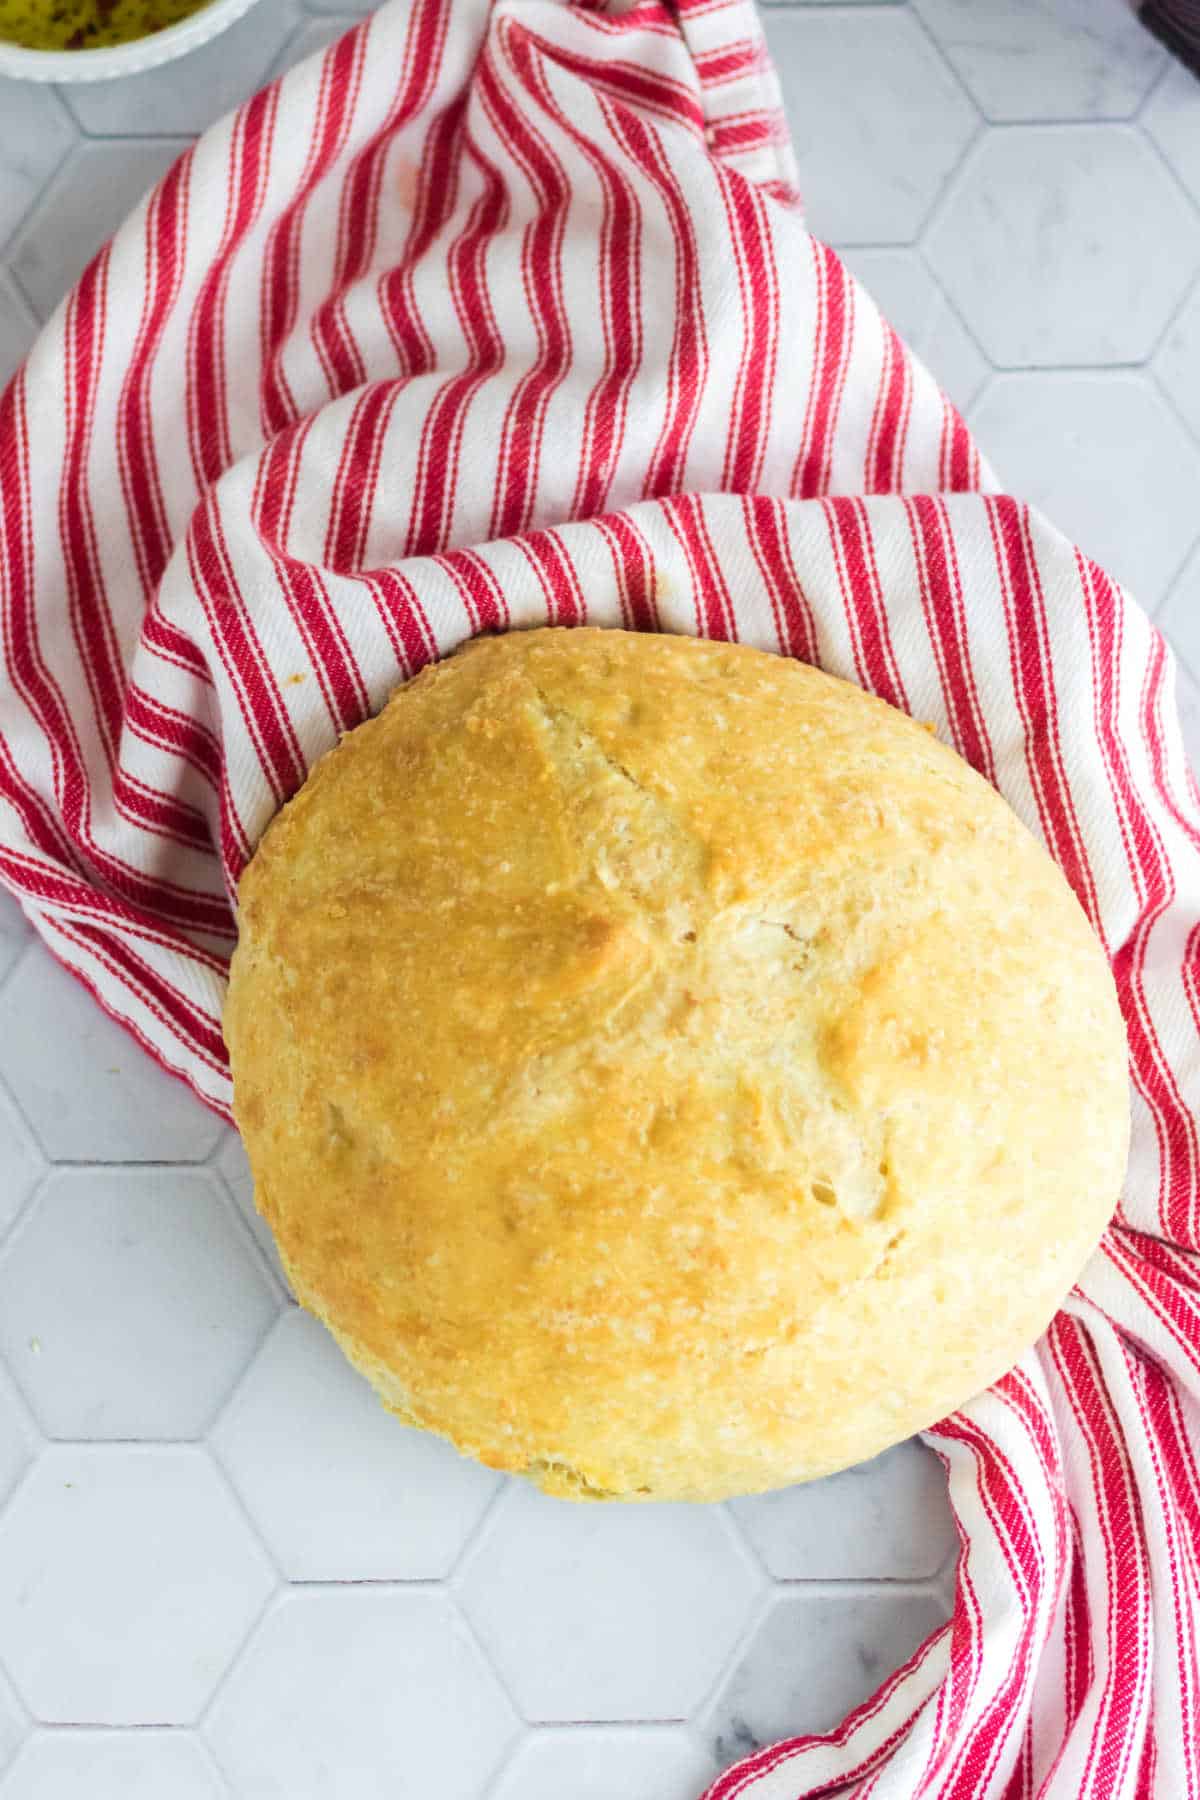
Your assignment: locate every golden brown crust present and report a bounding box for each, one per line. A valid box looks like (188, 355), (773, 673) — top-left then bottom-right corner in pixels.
(226, 627), (1130, 1502)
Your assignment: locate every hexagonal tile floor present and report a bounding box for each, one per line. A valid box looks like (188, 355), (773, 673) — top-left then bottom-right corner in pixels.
(1, 1), (1198, 1794)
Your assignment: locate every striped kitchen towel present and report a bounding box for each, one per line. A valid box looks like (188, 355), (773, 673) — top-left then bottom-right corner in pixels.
(0, 1), (1196, 1795)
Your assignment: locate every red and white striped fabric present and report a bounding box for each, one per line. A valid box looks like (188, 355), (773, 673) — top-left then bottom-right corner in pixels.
(0, 1), (1197, 1793)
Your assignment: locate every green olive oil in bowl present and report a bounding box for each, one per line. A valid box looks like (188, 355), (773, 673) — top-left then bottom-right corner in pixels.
(0, 0), (208, 49)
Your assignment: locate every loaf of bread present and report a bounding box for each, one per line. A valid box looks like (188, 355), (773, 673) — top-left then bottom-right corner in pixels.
(226, 627), (1129, 1502)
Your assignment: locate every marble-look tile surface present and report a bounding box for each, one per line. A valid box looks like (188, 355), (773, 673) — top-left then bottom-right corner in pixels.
(0, 895), (32, 992)
(970, 370), (1200, 607)
(0, 81), (75, 251)
(8, 138), (190, 321)
(458, 1483), (763, 1721)
(492, 1727), (719, 1800)
(0, 273), (37, 392)
(1, 1731), (227, 1800)
(0, 1446), (275, 1723)
(1153, 276), (1200, 444)
(704, 1589), (950, 1758)
(761, 8), (978, 244)
(214, 1126), (293, 1292)
(205, 1589), (518, 1800)
(0, 1169), (278, 1439)
(214, 1309), (499, 1580)
(913, 0), (1165, 121)
(1159, 538), (1200, 688)
(732, 1440), (957, 1580)
(0, 1673), (25, 1785)
(835, 246), (989, 413)
(0, 1372), (36, 1515)
(0, 2), (1198, 1794)
(1144, 59), (1200, 203)
(1171, 662), (1200, 776)
(0, 1087), (43, 1246)
(0, 945), (223, 1163)
(926, 125), (1200, 367)
(62, 0), (298, 132)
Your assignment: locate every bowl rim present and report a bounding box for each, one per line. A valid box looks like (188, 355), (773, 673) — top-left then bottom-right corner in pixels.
(0, 0), (264, 81)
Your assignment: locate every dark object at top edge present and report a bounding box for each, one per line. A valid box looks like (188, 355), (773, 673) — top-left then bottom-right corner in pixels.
(1141, 0), (1200, 81)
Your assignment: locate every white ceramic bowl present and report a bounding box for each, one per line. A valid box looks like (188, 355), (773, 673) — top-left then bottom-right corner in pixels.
(0, 0), (262, 80)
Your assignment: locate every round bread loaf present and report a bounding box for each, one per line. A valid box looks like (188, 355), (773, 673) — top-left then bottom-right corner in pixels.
(226, 627), (1129, 1502)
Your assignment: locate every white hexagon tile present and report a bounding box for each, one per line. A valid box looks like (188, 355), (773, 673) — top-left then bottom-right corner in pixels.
(0, 1673), (24, 1788)
(834, 247), (988, 414)
(458, 1484), (764, 1722)
(214, 1126), (292, 1291)
(760, 8), (978, 245)
(0, 275), (36, 395)
(1, 1731), (226, 1800)
(970, 371), (1200, 608)
(213, 1309), (498, 1580)
(911, 0), (1165, 122)
(0, 1169), (278, 1439)
(0, 945), (223, 1163)
(925, 125), (1200, 368)
(0, 896), (31, 994)
(731, 1438), (957, 1580)
(8, 138), (192, 323)
(3, 4), (1200, 1798)
(0, 1446), (274, 1724)
(0, 1372), (36, 1515)
(492, 1729), (719, 1800)
(206, 1589), (518, 1799)
(703, 1588), (951, 1759)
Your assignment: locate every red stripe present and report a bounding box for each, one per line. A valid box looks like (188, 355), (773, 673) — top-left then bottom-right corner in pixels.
(906, 496), (994, 782)
(324, 384), (398, 574)
(662, 493), (736, 639)
(1078, 554), (1200, 1244)
(141, 611), (213, 683)
(117, 152), (192, 601)
(793, 241), (853, 498)
(515, 527), (587, 625)
(986, 498), (1100, 925)
(0, 373), (228, 932)
(188, 86), (279, 490)
(253, 419), (370, 734)
(604, 101), (709, 498)
(718, 170), (778, 494)
(0, 839), (231, 961)
(435, 547), (509, 634)
(706, 111), (789, 157)
(743, 494), (818, 666)
(186, 494), (305, 805)
(308, 0), (453, 397)
(379, 93), (469, 381)
(260, 25), (367, 438)
(516, 27), (704, 134)
(60, 251), (125, 767)
(51, 915), (230, 1081)
(351, 565), (438, 682)
(403, 131), (508, 558)
(823, 497), (907, 710)
(124, 684), (223, 787)
(480, 24), (573, 539)
(867, 324), (911, 496)
(515, 65), (642, 524)
(692, 37), (765, 85)
(943, 398), (977, 493)
(1049, 1318), (1153, 1800)
(593, 509), (659, 631)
